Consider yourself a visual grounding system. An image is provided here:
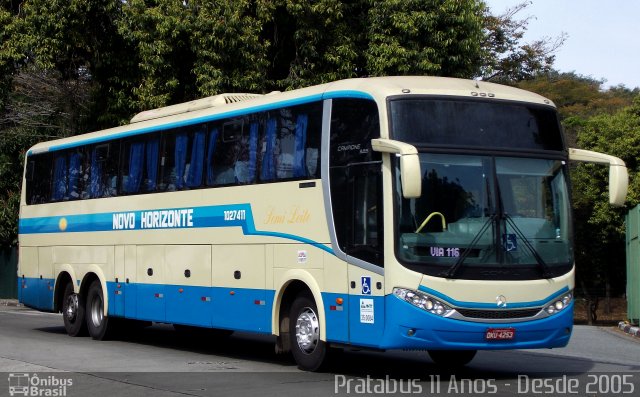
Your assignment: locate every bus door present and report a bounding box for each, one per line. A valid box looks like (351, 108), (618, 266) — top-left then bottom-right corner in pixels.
(343, 164), (385, 347)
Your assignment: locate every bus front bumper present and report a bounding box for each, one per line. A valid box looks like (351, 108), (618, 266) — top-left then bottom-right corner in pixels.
(380, 294), (573, 351)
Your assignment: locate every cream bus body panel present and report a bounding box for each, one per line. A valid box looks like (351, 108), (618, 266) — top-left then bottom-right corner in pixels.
(19, 179), (331, 325)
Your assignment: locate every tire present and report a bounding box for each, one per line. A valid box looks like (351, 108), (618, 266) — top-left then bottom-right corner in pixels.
(85, 280), (116, 340)
(62, 282), (87, 337)
(427, 350), (477, 367)
(289, 291), (328, 371)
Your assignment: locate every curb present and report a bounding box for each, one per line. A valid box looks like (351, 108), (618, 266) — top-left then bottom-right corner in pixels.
(618, 321), (640, 338)
(0, 299), (20, 307)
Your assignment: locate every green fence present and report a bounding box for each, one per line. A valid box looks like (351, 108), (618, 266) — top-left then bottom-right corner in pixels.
(626, 206), (640, 325)
(0, 246), (17, 299)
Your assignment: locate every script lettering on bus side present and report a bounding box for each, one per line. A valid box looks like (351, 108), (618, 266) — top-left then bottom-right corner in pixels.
(263, 206), (310, 225)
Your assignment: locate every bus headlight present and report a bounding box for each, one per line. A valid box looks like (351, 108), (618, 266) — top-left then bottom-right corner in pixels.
(393, 288), (453, 316)
(544, 291), (573, 315)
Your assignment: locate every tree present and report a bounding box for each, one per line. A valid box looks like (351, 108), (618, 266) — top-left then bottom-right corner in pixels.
(571, 96), (640, 314)
(480, 1), (566, 82)
(365, 0), (484, 78)
(191, 0), (271, 94)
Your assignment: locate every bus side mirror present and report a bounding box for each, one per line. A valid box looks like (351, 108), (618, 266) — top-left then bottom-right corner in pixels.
(569, 148), (629, 206)
(371, 139), (422, 198)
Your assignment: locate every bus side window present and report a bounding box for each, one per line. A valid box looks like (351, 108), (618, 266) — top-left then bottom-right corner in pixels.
(260, 102), (322, 182)
(210, 118), (246, 186)
(120, 140), (146, 194)
(207, 119), (244, 186)
(103, 142), (120, 197)
(52, 153), (68, 201)
(236, 120), (258, 184)
(304, 102), (322, 178)
(26, 153), (52, 204)
(89, 143), (119, 198)
(159, 131), (177, 191)
(184, 126), (206, 188)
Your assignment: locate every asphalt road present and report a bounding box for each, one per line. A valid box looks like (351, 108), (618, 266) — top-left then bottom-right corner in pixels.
(1, 304), (639, 396)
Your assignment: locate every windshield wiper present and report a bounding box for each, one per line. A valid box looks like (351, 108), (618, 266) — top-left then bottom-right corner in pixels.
(441, 214), (496, 279)
(493, 169), (552, 279)
(443, 172), (495, 279)
(503, 214), (553, 279)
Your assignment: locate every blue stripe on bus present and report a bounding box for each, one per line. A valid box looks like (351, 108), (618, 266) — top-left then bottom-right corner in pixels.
(19, 276), (573, 350)
(29, 90), (374, 155)
(418, 284), (570, 309)
(18, 203), (335, 254)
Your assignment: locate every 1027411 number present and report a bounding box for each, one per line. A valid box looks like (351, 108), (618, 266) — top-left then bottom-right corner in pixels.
(223, 210), (246, 221)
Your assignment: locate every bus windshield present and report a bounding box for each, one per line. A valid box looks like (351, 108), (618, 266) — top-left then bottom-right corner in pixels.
(394, 154), (573, 279)
(390, 98), (573, 280)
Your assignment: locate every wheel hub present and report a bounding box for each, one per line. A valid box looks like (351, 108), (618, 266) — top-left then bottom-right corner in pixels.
(65, 294), (79, 322)
(295, 307), (319, 354)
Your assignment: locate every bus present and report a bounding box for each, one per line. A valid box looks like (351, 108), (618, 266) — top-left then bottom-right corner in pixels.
(18, 76), (628, 371)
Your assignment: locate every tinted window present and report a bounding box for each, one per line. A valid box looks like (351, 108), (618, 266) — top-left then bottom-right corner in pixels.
(329, 99), (383, 266)
(25, 100), (324, 204)
(390, 98), (564, 151)
(26, 153), (52, 204)
(330, 99), (380, 166)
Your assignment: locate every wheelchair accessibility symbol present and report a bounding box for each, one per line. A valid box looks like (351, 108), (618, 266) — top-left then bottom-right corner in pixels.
(361, 276), (371, 295)
(503, 233), (517, 252)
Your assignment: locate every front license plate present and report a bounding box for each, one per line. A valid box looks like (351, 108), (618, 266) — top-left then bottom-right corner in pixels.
(485, 327), (515, 340)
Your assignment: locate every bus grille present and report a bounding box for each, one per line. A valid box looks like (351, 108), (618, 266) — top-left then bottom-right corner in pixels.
(456, 308), (541, 319)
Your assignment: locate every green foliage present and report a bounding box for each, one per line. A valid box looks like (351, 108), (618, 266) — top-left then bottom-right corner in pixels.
(570, 97), (640, 296)
(365, 0), (484, 78)
(517, 72), (638, 119)
(0, 126), (50, 246)
(191, 0), (271, 94)
(268, 0), (360, 89)
(480, 1), (566, 82)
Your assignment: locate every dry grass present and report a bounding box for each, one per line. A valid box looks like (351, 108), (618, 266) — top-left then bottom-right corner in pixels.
(573, 297), (628, 325)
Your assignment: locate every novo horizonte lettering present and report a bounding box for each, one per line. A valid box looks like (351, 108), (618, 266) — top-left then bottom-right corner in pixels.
(112, 209), (194, 230)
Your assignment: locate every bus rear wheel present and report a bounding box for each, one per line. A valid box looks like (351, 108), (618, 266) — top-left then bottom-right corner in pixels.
(62, 282), (87, 337)
(289, 292), (328, 371)
(86, 280), (116, 340)
(427, 350), (477, 367)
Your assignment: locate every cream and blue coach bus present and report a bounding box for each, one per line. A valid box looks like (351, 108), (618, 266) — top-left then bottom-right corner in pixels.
(18, 76), (628, 370)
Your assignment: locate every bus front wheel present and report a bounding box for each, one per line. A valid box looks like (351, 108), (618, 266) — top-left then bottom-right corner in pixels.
(289, 292), (327, 371)
(86, 280), (116, 340)
(427, 350), (477, 367)
(62, 282), (87, 337)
